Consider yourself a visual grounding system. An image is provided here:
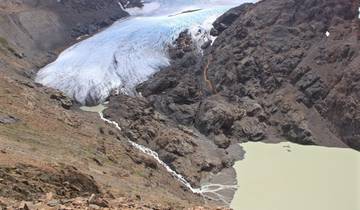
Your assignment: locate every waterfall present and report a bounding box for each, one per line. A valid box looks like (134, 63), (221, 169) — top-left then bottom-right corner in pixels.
(98, 108), (237, 205)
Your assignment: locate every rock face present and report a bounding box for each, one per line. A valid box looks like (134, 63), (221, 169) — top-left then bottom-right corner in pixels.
(210, 3), (255, 36)
(206, 0), (359, 149)
(104, 94), (234, 186)
(132, 1), (359, 186)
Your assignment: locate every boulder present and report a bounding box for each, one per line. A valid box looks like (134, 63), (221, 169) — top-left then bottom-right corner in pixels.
(195, 96), (244, 136)
(281, 122), (316, 145)
(231, 118), (266, 141)
(130, 150), (158, 170)
(214, 133), (231, 149)
(0, 114), (19, 124)
(46, 89), (73, 109)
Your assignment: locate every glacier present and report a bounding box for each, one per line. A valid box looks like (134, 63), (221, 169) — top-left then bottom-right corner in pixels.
(36, 0), (256, 105)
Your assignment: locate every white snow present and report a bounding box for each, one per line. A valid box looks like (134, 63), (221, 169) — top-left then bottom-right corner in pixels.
(37, 0), (256, 104)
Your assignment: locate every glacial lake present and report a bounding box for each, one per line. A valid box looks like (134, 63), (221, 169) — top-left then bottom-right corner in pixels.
(80, 104), (107, 113)
(231, 142), (360, 210)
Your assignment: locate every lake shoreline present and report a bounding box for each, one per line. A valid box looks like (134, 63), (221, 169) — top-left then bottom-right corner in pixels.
(230, 142), (360, 210)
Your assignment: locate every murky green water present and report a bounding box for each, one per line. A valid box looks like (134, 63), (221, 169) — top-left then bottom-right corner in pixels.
(231, 142), (360, 210)
(80, 104), (107, 113)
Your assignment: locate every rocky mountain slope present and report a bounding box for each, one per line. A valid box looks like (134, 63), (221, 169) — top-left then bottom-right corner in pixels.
(104, 0), (359, 200)
(0, 1), (220, 209)
(204, 0), (360, 149)
(1, 0), (359, 209)
(132, 0), (359, 151)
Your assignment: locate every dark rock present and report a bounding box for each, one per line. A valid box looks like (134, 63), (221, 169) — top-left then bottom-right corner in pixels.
(290, 66), (312, 84)
(155, 132), (195, 157)
(200, 161), (216, 172)
(138, 76), (178, 97)
(119, 0), (144, 8)
(303, 79), (329, 104)
(194, 96), (243, 136)
(214, 134), (231, 149)
(211, 3), (255, 36)
(201, 40), (211, 49)
(18, 202), (31, 210)
(232, 118), (266, 141)
(47, 89), (73, 109)
(296, 72), (320, 91)
(167, 103), (198, 125)
(281, 123), (316, 145)
(92, 158), (103, 166)
(20, 69), (37, 79)
(0, 114), (19, 124)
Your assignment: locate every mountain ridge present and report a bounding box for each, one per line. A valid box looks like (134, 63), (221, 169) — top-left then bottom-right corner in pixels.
(0, 0), (359, 209)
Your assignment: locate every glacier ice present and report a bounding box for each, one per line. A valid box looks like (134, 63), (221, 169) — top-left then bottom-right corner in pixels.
(36, 0), (256, 105)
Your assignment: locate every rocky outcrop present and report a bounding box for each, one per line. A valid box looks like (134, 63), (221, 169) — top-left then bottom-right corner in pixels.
(0, 114), (19, 124)
(134, 0), (359, 165)
(104, 94), (235, 186)
(210, 3), (255, 36)
(206, 0), (359, 149)
(0, 164), (99, 201)
(46, 88), (73, 110)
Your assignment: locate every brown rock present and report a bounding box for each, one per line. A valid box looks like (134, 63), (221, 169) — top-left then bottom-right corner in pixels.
(49, 90), (73, 109)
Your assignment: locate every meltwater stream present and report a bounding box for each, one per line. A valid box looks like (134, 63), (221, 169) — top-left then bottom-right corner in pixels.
(81, 104), (238, 205)
(36, 0), (256, 105)
(42, 0), (257, 205)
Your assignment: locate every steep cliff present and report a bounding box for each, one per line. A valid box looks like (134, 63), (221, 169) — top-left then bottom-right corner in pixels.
(135, 0), (360, 152)
(106, 0), (360, 193)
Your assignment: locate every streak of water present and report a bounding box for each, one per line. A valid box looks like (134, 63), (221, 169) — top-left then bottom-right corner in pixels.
(89, 105), (237, 203)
